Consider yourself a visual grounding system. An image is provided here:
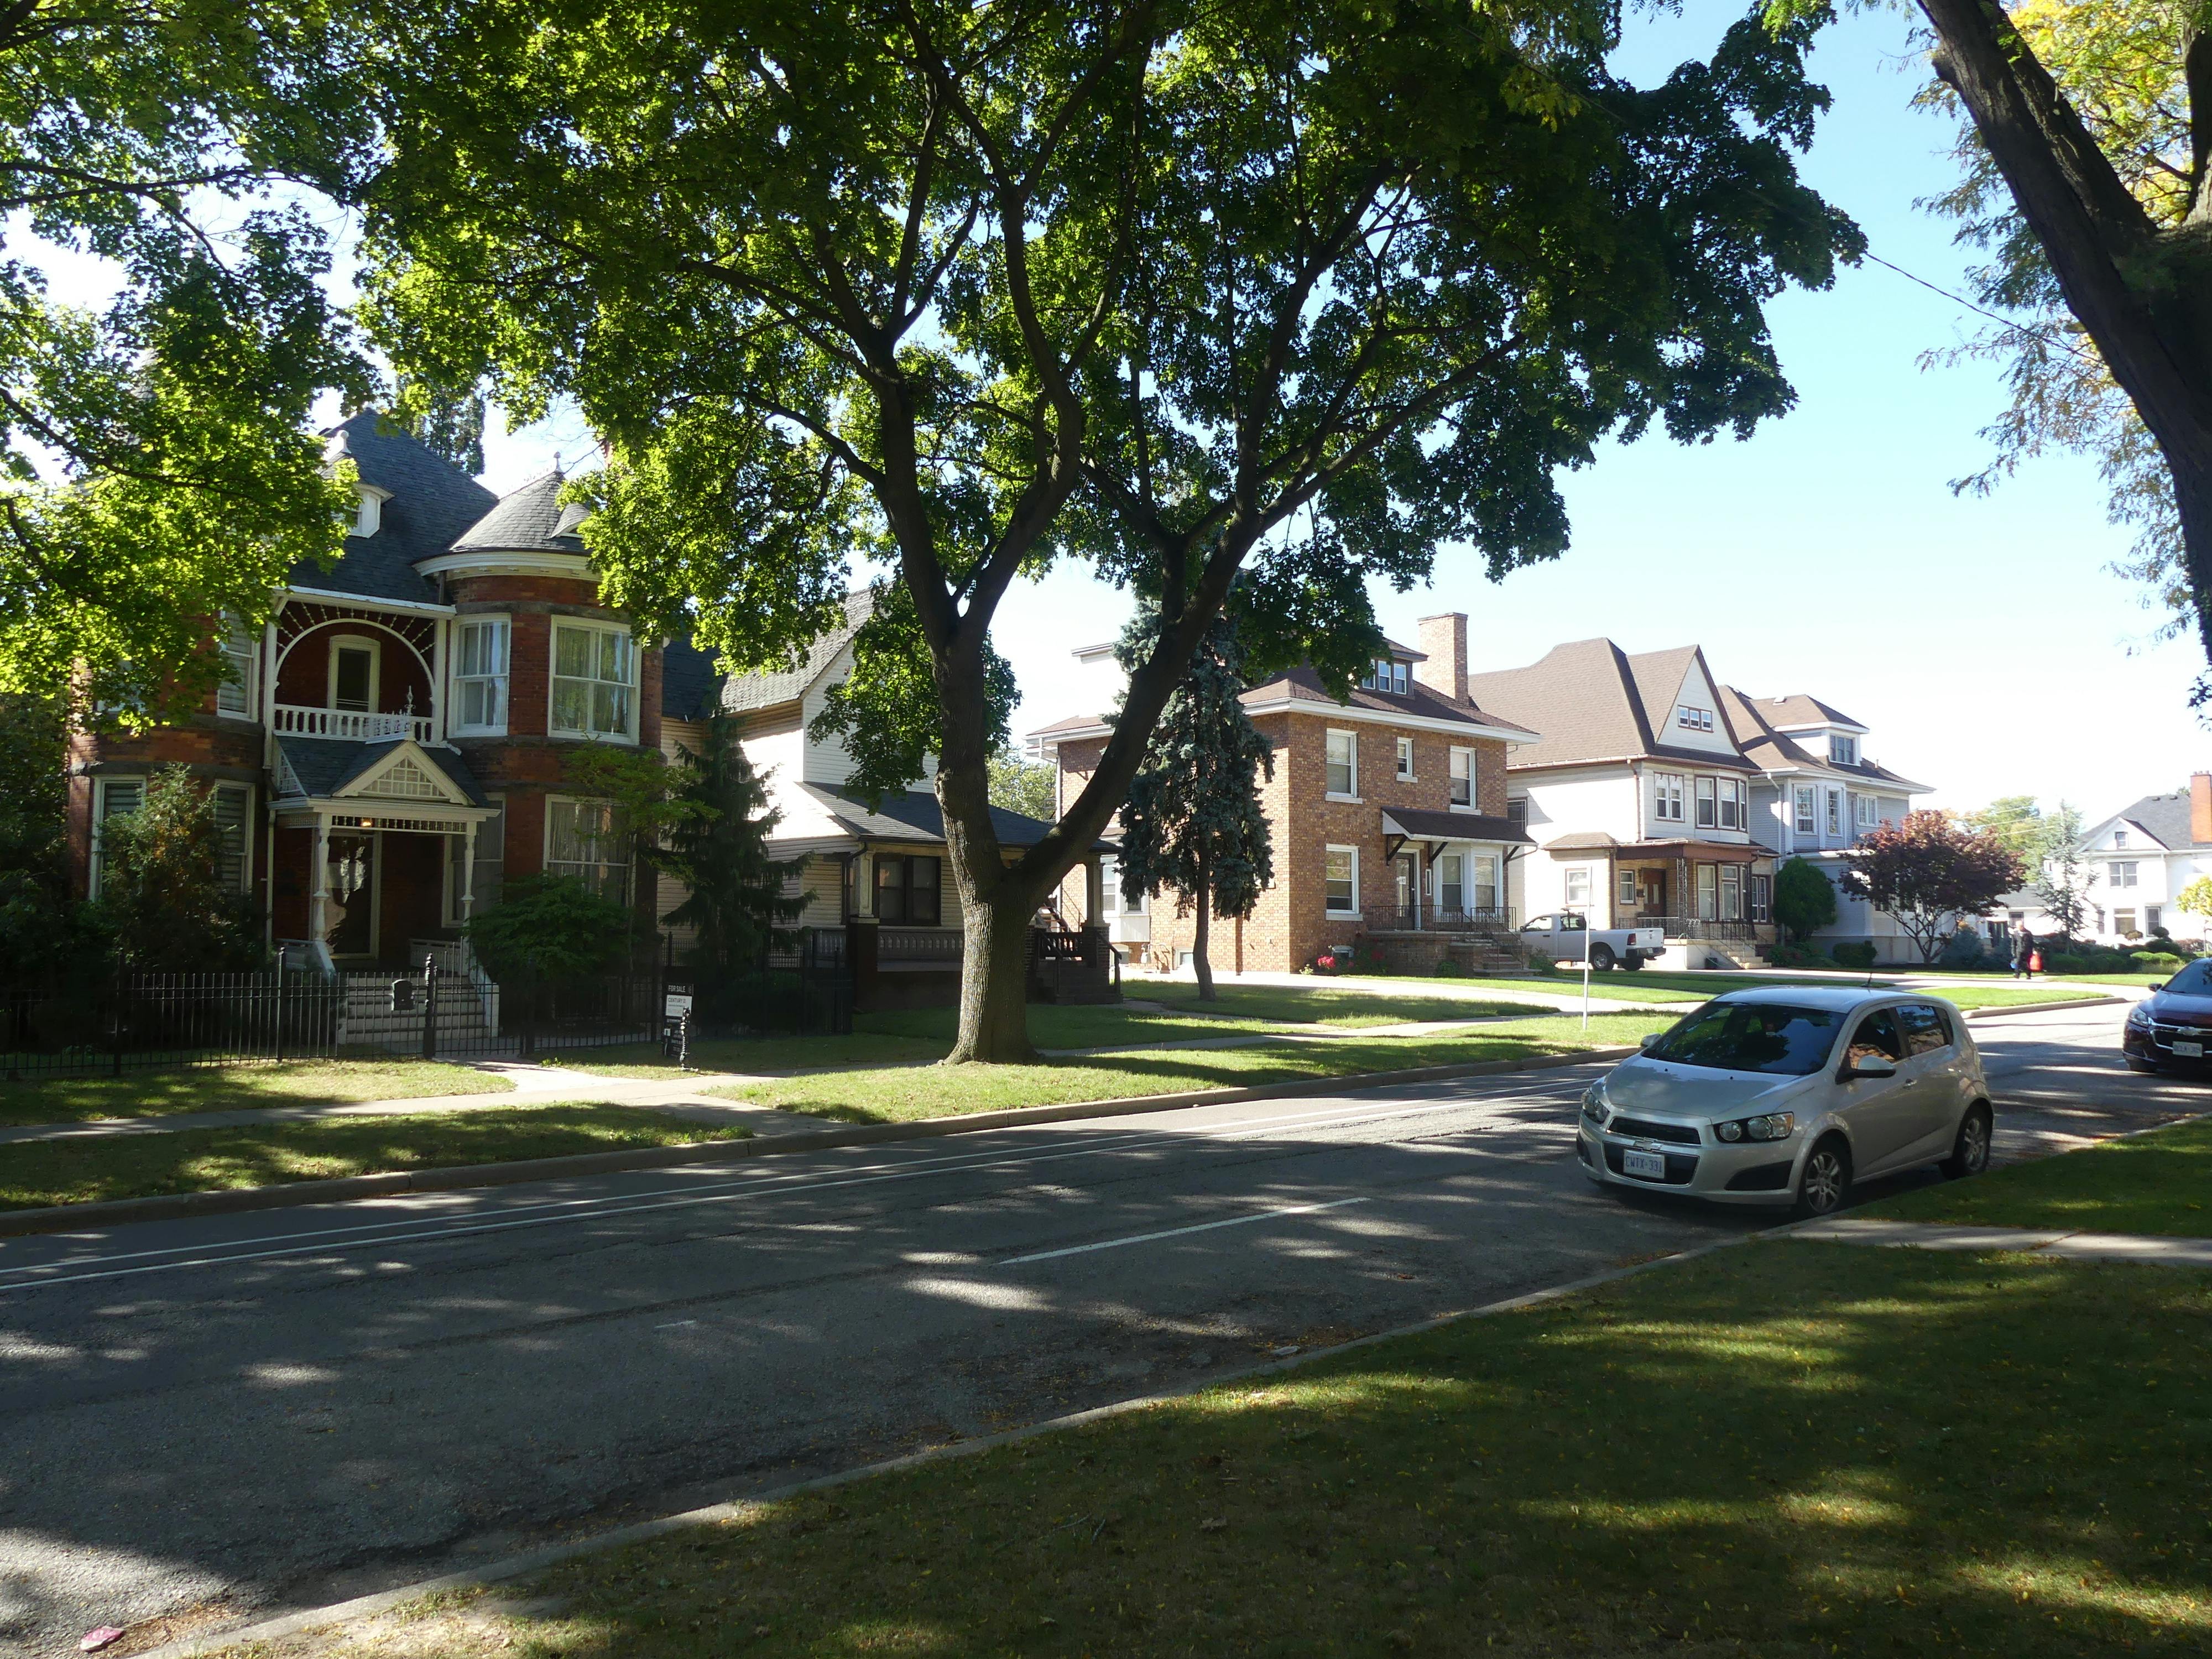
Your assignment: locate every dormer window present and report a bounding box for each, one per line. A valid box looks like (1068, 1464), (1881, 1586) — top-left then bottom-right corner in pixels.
(2114, 829), (2128, 848)
(352, 483), (393, 538)
(1828, 734), (1857, 766)
(1676, 704), (1714, 732)
(1359, 658), (1410, 696)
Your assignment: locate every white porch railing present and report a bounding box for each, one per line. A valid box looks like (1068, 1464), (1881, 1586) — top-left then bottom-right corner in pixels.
(273, 704), (433, 742)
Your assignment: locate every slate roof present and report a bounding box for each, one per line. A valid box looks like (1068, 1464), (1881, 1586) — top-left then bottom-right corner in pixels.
(274, 736), (490, 807)
(794, 784), (1108, 851)
(1464, 639), (1757, 772)
(660, 632), (725, 722)
(2096, 789), (2204, 850)
(299, 410), (497, 605)
(721, 590), (877, 713)
(449, 470), (588, 554)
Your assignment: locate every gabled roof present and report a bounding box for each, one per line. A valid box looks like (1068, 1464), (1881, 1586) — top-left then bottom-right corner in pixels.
(273, 735), (490, 806)
(1746, 691), (1865, 733)
(449, 470), (588, 554)
(1721, 686), (1931, 794)
(721, 590), (876, 714)
(790, 784), (1106, 851)
(1254, 665), (1537, 738)
(1464, 639), (1756, 772)
(2091, 789), (2202, 851)
(299, 410), (497, 605)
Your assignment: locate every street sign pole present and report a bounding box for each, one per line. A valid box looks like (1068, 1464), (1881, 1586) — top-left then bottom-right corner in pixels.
(1580, 910), (1592, 1032)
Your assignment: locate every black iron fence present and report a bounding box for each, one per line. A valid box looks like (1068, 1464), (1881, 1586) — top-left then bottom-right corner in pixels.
(0, 932), (855, 1079)
(1642, 916), (1763, 942)
(1378, 907), (1516, 933)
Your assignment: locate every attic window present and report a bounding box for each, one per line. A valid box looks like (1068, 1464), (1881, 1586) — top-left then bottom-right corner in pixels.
(1676, 704), (1714, 732)
(1359, 658), (1409, 696)
(1828, 734), (1857, 765)
(353, 484), (392, 538)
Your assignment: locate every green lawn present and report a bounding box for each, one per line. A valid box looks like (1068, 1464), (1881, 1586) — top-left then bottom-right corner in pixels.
(1131, 983), (1530, 1027)
(1863, 1112), (2212, 1238)
(1321, 971), (2096, 1013)
(712, 1014), (1651, 1123)
(0, 1058), (512, 1128)
(545, 1032), (951, 1079)
(262, 1244), (2212, 1659)
(0, 1103), (747, 1212)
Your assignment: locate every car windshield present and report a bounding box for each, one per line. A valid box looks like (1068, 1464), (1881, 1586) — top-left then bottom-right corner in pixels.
(1644, 1003), (1843, 1076)
(2164, 961), (2212, 995)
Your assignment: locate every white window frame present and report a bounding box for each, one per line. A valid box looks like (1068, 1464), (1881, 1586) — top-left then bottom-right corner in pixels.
(1323, 844), (1360, 916)
(328, 634), (380, 713)
(2112, 830), (2128, 848)
(1793, 785), (1815, 835)
(549, 618), (639, 743)
(1472, 852), (1500, 912)
(1829, 734), (1857, 765)
(1396, 735), (1414, 780)
(215, 619), (258, 720)
(89, 775), (146, 899)
(2112, 860), (2138, 889)
(1854, 792), (1876, 829)
(1676, 704), (1713, 732)
(1695, 775), (1717, 830)
(1720, 864), (1743, 922)
(1618, 868), (1637, 907)
(452, 615), (512, 736)
(544, 795), (631, 901)
(1653, 773), (1685, 824)
(1825, 789), (1842, 837)
(2115, 907), (2138, 936)
(1718, 777), (1744, 831)
(1564, 865), (1592, 908)
(1448, 747), (1474, 809)
(1324, 729), (1358, 801)
(1437, 852), (1464, 914)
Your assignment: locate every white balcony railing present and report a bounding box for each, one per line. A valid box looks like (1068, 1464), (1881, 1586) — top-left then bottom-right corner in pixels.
(273, 704), (433, 743)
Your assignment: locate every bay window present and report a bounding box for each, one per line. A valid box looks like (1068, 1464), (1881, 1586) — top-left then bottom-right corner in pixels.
(551, 619), (637, 740)
(453, 617), (512, 734)
(1793, 786), (1816, 835)
(1695, 776), (1717, 830)
(1653, 773), (1684, 824)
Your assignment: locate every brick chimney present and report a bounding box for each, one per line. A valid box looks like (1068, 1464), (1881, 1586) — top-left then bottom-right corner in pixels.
(2193, 773), (2212, 846)
(1416, 612), (1468, 704)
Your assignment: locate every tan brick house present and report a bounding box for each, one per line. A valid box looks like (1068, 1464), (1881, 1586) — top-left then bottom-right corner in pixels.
(1034, 613), (1537, 974)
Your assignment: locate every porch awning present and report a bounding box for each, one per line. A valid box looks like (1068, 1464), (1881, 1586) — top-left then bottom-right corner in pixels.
(270, 735), (499, 831)
(1379, 808), (1531, 845)
(1599, 839), (1773, 863)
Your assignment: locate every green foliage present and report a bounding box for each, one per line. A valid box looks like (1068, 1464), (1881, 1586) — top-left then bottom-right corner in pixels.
(1766, 941), (1838, 969)
(1843, 810), (2025, 963)
(1113, 608), (1276, 990)
(463, 875), (638, 983)
(0, 3), (372, 721)
(93, 768), (262, 971)
(1938, 925), (1988, 968)
(1961, 795), (2046, 865)
(562, 743), (699, 854)
(2033, 801), (2091, 938)
(2174, 874), (2212, 921)
(986, 745), (1057, 824)
(660, 713), (809, 983)
(0, 696), (107, 983)
(1832, 941), (1878, 971)
(357, 0), (1860, 892)
(806, 586), (1018, 808)
(1771, 855), (1839, 943)
(2131, 950), (2186, 971)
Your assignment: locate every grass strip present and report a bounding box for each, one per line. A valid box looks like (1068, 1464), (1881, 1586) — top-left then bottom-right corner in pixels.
(710, 1014), (1653, 1123)
(0, 1104), (746, 1212)
(1122, 984), (1533, 1027)
(0, 1059), (513, 1128)
(1862, 1112), (2212, 1238)
(249, 1245), (2212, 1659)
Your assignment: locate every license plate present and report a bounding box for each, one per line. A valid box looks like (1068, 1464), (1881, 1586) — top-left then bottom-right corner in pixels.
(1623, 1148), (1667, 1180)
(2176, 1040), (2203, 1058)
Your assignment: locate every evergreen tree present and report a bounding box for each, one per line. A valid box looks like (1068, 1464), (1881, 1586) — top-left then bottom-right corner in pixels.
(1114, 612), (1274, 1000)
(0, 695), (107, 984)
(661, 713), (807, 1001)
(1771, 857), (1838, 945)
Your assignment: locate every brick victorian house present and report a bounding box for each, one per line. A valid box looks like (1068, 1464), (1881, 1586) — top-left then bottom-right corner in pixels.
(1032, 613), (1536, 974)
(67, 411), (666, 972)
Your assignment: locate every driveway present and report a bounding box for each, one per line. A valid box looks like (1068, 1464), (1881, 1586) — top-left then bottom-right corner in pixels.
(0, 1001), (2188, 1657)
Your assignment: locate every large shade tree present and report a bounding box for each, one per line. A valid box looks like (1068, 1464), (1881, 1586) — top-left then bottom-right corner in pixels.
(1901, 0), (2212, 679)
(0, 2), (371, 720)
(359, 0), (1860, 1060)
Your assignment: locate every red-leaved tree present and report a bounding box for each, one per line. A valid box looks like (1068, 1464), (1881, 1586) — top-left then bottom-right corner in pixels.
(1842, 810), (2026, 964)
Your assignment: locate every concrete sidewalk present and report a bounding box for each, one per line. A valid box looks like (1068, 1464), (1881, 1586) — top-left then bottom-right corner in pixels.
(1792, 1215), (2212, 1267)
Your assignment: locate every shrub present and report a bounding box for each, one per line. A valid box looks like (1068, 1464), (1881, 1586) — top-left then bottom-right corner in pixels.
(1767, 942), (1837, 969)
(95, 768), (263, 971)
(1833, 941), (1877, 970)
(2044, 952), (2088, 975)
(464, 876), (641, 983)
(1771, 857), (1838, 943)
(2131, 951), (2185, 972)
(1938, 926), (1988, 968)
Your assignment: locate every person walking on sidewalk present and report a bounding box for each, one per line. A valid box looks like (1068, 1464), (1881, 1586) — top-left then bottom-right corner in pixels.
(2013, 926), (2037, 979)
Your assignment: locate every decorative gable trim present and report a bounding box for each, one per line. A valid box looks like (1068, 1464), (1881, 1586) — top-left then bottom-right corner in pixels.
(340, 742), (470, 805)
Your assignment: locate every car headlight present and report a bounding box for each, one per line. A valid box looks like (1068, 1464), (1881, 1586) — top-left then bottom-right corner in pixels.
(1580, 1081), (1610, 1125)
(1714, 1112), (1794, 1144)
(2127, 1004), (2152, 1028)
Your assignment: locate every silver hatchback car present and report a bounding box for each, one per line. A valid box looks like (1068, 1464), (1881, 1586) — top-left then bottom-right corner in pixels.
(1577, 986), (1994, 1217)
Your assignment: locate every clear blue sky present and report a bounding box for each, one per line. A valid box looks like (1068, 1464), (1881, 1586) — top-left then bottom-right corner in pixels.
(39, 2), (2195, 821)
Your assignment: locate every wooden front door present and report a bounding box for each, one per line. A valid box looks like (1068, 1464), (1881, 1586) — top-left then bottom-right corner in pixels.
(1637, 869), (1667, 915)
(326, 832), (375, 957)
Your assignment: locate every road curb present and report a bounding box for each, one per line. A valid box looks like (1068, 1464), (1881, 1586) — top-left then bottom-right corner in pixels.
(1961, 994), (2123, 1020)
(129, 1222), (1751, 1659)
(0, 1046), (1632, 1240)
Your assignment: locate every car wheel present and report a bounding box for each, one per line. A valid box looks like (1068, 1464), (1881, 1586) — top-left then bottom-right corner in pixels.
(1589, 943), (1617, 971)
(1792, 1136), (1851, 1219)
(1619, 953), (1645, 971)
(1940, 1103), (1992, 1179)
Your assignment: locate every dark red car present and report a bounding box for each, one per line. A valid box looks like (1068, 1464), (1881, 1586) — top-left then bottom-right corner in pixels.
(2122, 959), (2212, 1072)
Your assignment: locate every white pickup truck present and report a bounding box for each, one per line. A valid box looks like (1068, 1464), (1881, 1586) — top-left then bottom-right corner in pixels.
(1519, 912), (1665, 971)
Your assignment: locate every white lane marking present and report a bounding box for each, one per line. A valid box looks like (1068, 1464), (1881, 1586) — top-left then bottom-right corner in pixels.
(0, 1078), (1593, 1292)
(1000, 1197), (1371, 1265)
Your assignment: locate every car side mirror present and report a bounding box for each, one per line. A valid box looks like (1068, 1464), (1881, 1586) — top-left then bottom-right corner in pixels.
(1844, 1056), (1897, 1081)
(2152, 981), (2167, 992)
(1640, 1032), (1662, 1049)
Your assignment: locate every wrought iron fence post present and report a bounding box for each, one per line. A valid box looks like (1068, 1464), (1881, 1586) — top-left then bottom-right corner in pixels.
(110, 963), (124, 1077)
(421, 951), (437, 1060)
(273, 959), (286, 1063)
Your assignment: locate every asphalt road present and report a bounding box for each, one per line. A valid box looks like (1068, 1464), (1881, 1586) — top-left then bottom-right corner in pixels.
(0, 999), (2193, 1657)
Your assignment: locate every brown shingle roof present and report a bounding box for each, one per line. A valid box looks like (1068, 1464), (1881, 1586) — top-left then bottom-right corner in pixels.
(1260, 666), (1535, 735)
(1748, 691), (1864, 732)
(1465, 639), (1756, 771)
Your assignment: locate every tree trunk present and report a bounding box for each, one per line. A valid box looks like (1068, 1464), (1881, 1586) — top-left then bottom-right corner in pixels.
(1192, 847), (1215, 1000)
(951, 889), (1039, 1065)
